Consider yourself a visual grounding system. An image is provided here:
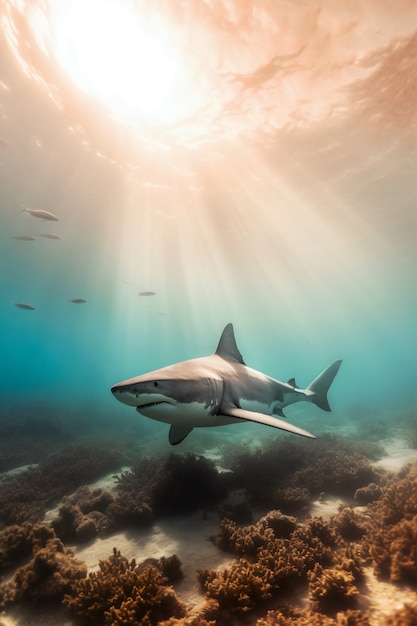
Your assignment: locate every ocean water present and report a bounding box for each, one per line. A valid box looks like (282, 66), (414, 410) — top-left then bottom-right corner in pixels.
(0, 4), (416, 625)
(1, 3), (416, 448)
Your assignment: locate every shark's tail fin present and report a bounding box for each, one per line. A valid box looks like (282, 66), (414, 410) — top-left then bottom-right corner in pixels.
(306, 360), (342, 411)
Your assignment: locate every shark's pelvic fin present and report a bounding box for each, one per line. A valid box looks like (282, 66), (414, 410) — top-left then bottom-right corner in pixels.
(307, 360), (343, 411)
(215, 323), (246, 364)
(223, 406), (316, 439)
(169, 425), (194, 445)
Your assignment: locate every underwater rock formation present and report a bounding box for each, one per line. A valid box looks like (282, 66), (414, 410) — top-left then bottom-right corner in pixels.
(63, 547), (186, 625)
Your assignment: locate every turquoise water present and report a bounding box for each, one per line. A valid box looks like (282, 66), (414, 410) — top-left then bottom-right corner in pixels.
(0, 3), (416, 452)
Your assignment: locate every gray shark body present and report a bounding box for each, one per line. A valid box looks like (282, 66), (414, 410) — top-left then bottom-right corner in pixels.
(111, 323), (342, 445)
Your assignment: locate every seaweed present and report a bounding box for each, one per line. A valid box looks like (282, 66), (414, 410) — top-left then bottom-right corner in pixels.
(63, 547), (186, 625)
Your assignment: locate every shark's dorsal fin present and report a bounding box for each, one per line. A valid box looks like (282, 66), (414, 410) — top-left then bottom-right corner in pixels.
(215, 323), (245, 364)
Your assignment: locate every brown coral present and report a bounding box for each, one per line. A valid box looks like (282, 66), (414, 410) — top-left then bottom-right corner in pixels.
(308, 562), (359, 612)
(1, 536), (86, 606)
(0, 444), (122, 526)
(64, 548), (185, 626)
(362, 462), (417, 584)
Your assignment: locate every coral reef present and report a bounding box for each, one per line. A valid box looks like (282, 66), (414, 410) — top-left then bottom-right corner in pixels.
(0, 522), (54, 572)
(223, 435), (380, 510)
(64, 547), (186, 625)
(52, 486), (115, 542)
(381, 601), (417, 626)
(362, 462), (417, 584)
(308, 562), (359, 612)
(199, 514), (349, 618)
(197, 559), (273, 616)
(255, 606), (370, 625)
(1, 536), (86, 607)
(111, 453), (227, 524)
(0, 444), (122, 526)
(331, 506), (368, 541)
(354, 482), (382, 505)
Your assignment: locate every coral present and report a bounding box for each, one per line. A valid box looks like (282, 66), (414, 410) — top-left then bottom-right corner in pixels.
(256, 607), (370, 625)
(200, 515), (340, 617)
(362, 462), (417, 584)
(223, 435), (379, 508)
(150, 453), (227, 516)
(381, 601), (417, 626)
(0, 522), (54, 572)
(354, 482), (382, 505)
(308, 563), (359, 612)
(219, 498), (253, 523)
(0, 444), (122, 526)
(214, 517), (275, 556)
(52, 486), (115, 543)
(1, 537), (86, 607)
(64, 548), (185, 625)
(197, 559), (273, 616)
(331, 506), (367, 541)
(109, 453), (227, 526)
(272, 486), (311, 514)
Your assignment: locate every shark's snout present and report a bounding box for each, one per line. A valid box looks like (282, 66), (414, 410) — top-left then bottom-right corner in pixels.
(111, 383), (139, 407)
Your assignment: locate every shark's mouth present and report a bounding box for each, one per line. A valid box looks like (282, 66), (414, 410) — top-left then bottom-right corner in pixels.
(137, 401), (169, 410)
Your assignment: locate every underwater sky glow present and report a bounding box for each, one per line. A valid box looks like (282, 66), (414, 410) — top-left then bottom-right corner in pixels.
(0, 1), (416, 423)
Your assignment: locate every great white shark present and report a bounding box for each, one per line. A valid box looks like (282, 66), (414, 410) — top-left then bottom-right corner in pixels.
(111, 323), (342, 445)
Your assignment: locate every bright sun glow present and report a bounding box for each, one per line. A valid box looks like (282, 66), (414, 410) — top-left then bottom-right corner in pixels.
(47, 0), (183, 126)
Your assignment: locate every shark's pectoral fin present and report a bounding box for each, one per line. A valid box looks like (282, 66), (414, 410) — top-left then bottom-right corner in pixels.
(223, 406), (316, 439)
(273, 406), (287, 418)
(169, 425), (194, 445)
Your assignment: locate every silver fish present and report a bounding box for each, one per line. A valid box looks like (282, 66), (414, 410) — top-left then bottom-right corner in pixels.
(22, 208), (59, 221)
(12, 302), (35, 310)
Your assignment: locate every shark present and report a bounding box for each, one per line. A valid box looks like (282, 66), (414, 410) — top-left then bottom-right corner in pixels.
(111, 323), (342, 445)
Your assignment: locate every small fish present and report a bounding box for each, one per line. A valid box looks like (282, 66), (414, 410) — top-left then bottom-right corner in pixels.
(22, 208), (59, 221)
(67, 299), (87, 304)
(12, 235), (37, 241)
(138, 291), (156, 296)
(38, 233), (61, 239)
(11, 302), (35, 310)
